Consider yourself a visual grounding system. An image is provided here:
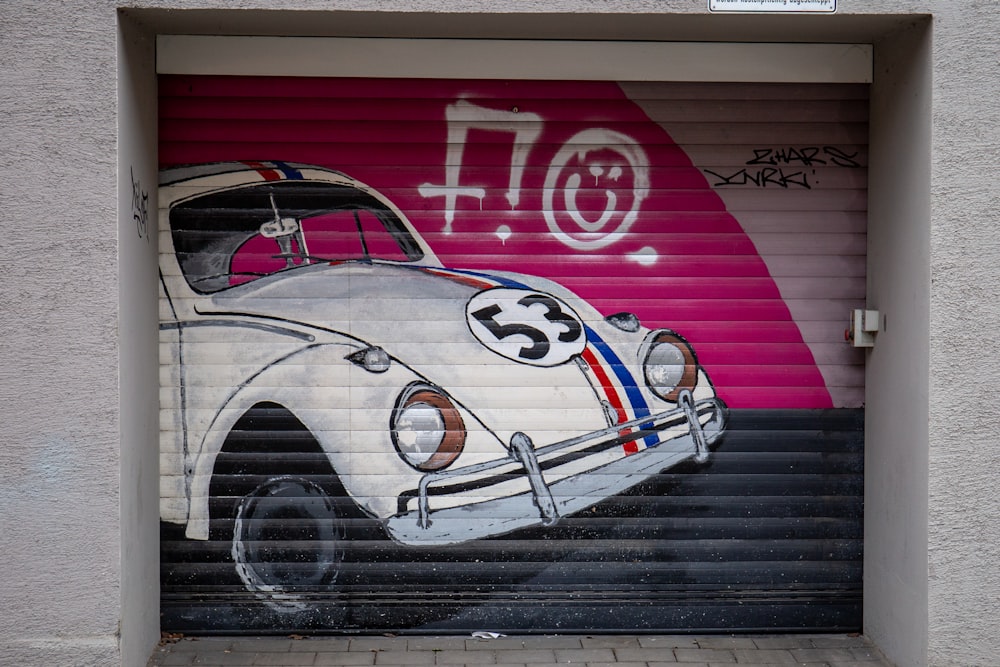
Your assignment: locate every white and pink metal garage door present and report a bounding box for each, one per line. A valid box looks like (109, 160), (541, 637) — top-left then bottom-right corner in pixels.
(157, 74), (867, 634)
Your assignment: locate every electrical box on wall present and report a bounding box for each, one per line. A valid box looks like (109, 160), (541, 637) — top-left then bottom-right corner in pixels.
(847, 309), (880, 347)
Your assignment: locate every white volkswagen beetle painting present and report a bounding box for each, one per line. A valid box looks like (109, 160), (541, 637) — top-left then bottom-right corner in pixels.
(159, 161), (727, 610)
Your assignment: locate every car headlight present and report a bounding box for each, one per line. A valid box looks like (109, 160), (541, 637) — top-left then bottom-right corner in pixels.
(641, 330), (698, 402)
(391, 384), (466, 471)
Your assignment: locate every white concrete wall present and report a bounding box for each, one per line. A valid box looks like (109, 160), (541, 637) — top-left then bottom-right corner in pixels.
(118, 12), (162, 667)
(2, 2), (999, 665)
(866, 18), (932, 667)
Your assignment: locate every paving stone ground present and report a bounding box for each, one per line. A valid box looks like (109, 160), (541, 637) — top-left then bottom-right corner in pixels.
(148, 634), (893, 667)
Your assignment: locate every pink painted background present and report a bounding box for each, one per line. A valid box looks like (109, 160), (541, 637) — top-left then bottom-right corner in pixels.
(160, 76), (839, 409)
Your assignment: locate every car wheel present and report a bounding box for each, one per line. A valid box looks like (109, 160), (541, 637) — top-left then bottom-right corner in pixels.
(232, 476), (345, 612)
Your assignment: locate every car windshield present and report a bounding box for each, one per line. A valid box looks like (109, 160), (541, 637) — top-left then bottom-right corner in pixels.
(170, 181), (425, 293)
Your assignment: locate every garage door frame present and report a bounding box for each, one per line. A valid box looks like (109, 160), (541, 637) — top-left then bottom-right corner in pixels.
(117, 11), (932, 665)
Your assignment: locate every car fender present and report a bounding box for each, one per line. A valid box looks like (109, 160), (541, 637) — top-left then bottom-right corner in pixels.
(183, 342), (501, 540)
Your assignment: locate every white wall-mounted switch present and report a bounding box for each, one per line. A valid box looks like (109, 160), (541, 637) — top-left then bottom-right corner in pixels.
(846, 309), (880, 347)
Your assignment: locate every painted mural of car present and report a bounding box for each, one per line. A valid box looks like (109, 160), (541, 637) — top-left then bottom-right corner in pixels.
(159, 161), (727, 608)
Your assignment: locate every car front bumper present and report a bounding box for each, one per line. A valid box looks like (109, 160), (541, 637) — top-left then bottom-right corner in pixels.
(385, 390), (726, 546)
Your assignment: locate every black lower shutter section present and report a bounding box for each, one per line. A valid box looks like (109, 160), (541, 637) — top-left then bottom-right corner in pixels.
(161, 408), (862, 634)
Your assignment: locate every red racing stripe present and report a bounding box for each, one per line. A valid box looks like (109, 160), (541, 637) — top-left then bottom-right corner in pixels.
(241, 160), (281, 181)
(581, 346), (637, 454)
(420, 268), (497, 291)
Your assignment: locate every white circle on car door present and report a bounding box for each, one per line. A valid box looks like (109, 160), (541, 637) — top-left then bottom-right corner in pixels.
(466, 288), (587, 367)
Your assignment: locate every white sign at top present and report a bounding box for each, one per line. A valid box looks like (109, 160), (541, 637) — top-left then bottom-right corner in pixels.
(709, 0), (836, 12)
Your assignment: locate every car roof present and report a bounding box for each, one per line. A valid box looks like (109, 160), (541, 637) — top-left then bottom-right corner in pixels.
(159, 161), (350, 187)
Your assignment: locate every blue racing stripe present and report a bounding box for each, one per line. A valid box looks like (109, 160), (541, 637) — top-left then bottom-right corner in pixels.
(583, 325), (657, 448)
(436, 267), (522, 289)
(272, 161), (304, 180)
(444, 267), (658, 447)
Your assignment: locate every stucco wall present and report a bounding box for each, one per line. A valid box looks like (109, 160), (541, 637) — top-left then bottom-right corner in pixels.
(1, 2), (998, 666)
(922, 4), (1000, 666)
(0, 2), (122, 665)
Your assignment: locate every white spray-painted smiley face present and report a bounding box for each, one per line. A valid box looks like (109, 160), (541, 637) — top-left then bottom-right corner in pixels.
(543, 129), (650, 250)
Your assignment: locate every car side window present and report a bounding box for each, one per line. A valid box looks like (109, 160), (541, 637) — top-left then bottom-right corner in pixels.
(356, 210), (412, 262)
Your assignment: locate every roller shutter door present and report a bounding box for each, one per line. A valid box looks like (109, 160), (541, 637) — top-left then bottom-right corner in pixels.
(158, 75), (867, 634)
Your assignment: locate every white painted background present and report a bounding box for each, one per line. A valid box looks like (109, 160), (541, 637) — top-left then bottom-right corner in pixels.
(0, 3), (995, 666)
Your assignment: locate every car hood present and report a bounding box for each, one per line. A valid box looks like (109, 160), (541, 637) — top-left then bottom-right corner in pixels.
(208, 260), (522, 351)
(207, 261), (613, 439)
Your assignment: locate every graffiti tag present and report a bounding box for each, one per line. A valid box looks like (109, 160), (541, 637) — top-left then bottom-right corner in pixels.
(746, 146), (861, 168)
(542, 129), (649, 250)
(419, 101), (541, 234)
(705, 146), (862, 190)
(131, 167), (149, 241)
(419, 100), (650, 250)
(703, 167), (812, 190)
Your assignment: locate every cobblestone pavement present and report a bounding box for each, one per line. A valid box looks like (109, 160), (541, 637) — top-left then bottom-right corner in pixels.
(148, 633), (893, 666)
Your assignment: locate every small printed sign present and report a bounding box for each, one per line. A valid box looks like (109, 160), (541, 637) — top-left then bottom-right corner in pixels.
(709, 0), (835, 12)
